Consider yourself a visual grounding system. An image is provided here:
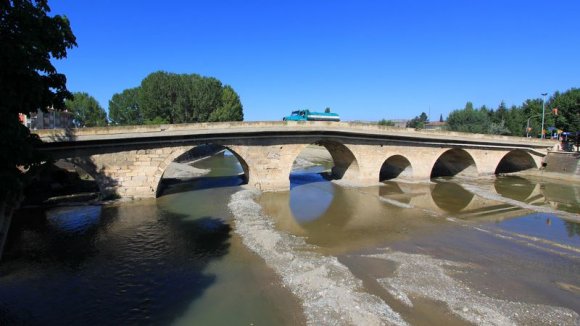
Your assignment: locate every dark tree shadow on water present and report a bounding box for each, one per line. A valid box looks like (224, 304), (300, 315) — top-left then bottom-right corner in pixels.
(0, 203), (231, 326)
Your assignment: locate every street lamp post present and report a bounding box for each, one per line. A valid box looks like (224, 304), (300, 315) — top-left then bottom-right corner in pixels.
(526, 113), (542, 138)
(541, 93), (548, 139)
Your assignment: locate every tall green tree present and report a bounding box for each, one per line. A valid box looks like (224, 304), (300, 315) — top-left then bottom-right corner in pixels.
(65, 92), (107, 127)
(109, 87), (142, 125)
(0, 0), (76, 199)
(133, 71), (244, 124)
(492, 101), (508, 124)
(187, 75), (223, 122)
(208, 85), (244, 122)
(447, 103), (490, 133)
(550, 88), (580, 132)
(504, 105), (524, 136)
(139, 71), (176, 124)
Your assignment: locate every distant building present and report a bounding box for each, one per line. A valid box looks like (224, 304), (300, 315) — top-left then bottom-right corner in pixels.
(424, 121), (447, 130)
(27, 108), (74, 130)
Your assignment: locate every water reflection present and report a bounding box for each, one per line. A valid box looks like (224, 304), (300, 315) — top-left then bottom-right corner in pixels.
(494, 176), (537, 202)
(46, 206), (102, 233)
(494, 175), (580, 214)
(0, 203), (232, 325)
(565, 220), (580, 238)
(261, 179), (453, 253)
(495, 213), (580, 247)
(380, 180), (477, 215)
(379, 182), (411, 205)
(431, 181), (474, 213)
(289, 180), (335, 224)
(289, 165), (336, 224)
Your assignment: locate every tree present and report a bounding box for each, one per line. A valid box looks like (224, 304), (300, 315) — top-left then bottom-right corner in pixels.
(504, 105), (524, 136)
(378, 119), (395, 126)
(492, 101), (508, 124)
(65, 92), (107, 127)
(139, 71), (178, 123)
(123, 71), (244, 124)
(407, 112), (429, 129)
(208, 85), (244, 122)
(550, 88), (580, 132)
(488, 120), (511, 135)
(187, 75), (223, 122)
(446, 105), (490, 134)
(0, 0), (76, 199)
(108, 87), (142, 125)
(439, 114), (444, 122)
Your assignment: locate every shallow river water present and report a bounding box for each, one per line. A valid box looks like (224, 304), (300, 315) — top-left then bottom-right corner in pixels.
(1, 152), (579, 325)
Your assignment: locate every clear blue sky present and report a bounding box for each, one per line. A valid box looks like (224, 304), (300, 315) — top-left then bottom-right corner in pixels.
(50, 0), (580, 122)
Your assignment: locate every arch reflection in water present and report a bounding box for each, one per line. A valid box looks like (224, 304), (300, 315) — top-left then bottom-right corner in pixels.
(431, 181), (475, 213)
(379, 182), (412, 205)
(494, 176), (538, 202)
(289, 180), (335, 224)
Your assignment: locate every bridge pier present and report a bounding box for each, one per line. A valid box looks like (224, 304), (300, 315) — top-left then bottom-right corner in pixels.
(63, 146), (192, 199)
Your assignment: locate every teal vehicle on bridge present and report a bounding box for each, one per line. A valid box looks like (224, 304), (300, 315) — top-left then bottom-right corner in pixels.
(282, 110), (340, 122)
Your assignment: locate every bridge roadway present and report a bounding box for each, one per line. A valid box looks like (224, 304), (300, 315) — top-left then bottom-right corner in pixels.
(36, 121), (552, 199)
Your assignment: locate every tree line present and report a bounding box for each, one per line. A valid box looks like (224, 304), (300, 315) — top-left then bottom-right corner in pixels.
(65, 71), (244, 127)
(446, 89), (580, 137)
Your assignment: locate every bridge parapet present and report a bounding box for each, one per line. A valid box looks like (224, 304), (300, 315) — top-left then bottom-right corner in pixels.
(35, 121), (552, 149)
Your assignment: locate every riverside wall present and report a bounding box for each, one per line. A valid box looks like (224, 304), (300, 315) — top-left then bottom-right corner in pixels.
(544, 151), (580, 175)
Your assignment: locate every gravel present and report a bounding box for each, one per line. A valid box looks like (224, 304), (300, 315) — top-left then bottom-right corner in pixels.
(228, 189), (407, 326)
(368, 249), (580, 326)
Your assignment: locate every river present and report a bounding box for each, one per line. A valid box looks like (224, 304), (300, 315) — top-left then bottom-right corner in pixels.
(0, 150), (579, 325)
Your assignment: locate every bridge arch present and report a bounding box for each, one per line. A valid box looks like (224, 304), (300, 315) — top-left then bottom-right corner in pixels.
(431, 148), (478, 178)
(379, 155), (413, 181)
(59, 157), (118, 199)
(315, 140), (359, 181)
(495, 150), (537, 174)
(153, 144), (250, 197)
(288, 140), (360, 182)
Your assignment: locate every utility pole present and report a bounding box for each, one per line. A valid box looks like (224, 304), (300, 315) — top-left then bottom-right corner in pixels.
(541, 93), (547, 139)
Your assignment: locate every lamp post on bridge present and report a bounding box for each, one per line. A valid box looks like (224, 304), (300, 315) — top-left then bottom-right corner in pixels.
(526, 114), (543, 138)
(541, 93), (548, 139)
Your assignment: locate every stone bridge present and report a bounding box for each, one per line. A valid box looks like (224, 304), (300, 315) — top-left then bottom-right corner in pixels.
(36, 121), (552, 199)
